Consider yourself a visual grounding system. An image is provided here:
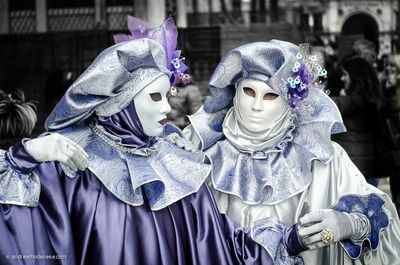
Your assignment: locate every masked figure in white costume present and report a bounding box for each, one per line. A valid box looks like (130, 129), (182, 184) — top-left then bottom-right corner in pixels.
(184, 40), (400, 264)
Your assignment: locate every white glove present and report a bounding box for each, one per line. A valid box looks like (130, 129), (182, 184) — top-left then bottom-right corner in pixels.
(165, 133), (197, 152)
(25, 133), (89, 172)
(298, 209), (370, 250)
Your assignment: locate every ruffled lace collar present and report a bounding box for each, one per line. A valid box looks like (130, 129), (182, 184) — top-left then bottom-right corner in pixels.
(57, 121), (211, 210)
(187, 91), (345, 205)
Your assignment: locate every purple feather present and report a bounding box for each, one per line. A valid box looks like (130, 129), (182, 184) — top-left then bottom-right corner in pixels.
(113, 34), (131, 44)
(127, 16), (154, 39)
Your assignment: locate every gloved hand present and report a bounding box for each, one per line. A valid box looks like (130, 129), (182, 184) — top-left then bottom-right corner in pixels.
(165, 133), (197, 152)
(25, 133), (89, 172)
(298, 209), (370, 250)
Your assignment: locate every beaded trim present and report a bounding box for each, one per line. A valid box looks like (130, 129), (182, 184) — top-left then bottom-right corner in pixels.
(89, 122), (155, 156)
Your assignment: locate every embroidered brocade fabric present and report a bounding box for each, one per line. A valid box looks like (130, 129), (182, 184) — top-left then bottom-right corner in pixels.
(0, 150), (40, 207)
(332, 193), (390, 259)
(58, 122), (211, 210)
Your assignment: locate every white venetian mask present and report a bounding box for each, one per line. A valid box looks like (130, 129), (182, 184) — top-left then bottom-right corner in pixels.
(134, 74), (172, 136)
(236, 78), (288, 132)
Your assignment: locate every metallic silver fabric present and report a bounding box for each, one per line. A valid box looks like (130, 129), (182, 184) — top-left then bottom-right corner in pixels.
(222, 105), (293, 153)
(188, 87), (345, 205)
(0, 150), (40, 207)
(46, 38), (171, 131)
(57, 123), (211, 211)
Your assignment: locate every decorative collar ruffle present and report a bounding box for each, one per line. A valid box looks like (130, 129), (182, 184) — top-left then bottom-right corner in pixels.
(57, 122), (211, 210)
(187, 90), (345, 205)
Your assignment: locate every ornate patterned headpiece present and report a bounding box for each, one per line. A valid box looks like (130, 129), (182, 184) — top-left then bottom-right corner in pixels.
(203, 40), (331, 115)
(46, 16), (193, 130)
(114, 16), (190, 86)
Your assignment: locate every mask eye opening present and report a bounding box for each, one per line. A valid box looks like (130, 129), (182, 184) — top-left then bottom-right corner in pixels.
(263, 93), (279, 100)
(150, 92), (162, 102)
(243, 87), (256, 97)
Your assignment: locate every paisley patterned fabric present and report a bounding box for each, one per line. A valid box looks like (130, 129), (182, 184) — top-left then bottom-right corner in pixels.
(57, 122), (211, 210)
(0, 149), (40, 207)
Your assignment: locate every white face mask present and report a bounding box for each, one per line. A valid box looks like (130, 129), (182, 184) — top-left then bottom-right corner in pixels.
(134, 74), (172, 137)
(236, 79), (287, 132)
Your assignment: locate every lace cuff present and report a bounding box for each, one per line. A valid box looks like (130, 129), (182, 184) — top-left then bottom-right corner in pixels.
(251, 218), (304, 265)
(332, 193), (389, 259)
(0, 147), (40, 207)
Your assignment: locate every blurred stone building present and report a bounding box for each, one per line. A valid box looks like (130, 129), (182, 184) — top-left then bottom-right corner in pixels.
(293, 0), (399, 57)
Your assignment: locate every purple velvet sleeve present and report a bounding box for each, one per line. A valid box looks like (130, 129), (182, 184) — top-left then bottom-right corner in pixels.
(5, 139), (41, 173)
(221, 214), (274, 264)
(284, 224), (307, 256)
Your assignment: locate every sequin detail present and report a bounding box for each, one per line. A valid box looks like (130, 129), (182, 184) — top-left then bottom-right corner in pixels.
(286, 43), (328, 108)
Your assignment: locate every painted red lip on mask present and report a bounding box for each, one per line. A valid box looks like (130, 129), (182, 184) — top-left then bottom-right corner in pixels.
(158, 119), (167, 125)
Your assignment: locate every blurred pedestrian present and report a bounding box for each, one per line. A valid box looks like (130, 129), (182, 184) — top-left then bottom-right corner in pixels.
(378, 55), (400, 212)
(327, 55), (350, 97)
(331, 57), (381, 187)
(167, 75), (203, 128)
(352, 39), (378, 67)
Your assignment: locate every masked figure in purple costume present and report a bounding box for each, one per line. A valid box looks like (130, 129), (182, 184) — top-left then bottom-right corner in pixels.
(184, 41), (400, 264)
(0, 17), (308, 265)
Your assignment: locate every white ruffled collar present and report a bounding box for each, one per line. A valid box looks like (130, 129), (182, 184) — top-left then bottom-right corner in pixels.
(187, 90), (345, 205)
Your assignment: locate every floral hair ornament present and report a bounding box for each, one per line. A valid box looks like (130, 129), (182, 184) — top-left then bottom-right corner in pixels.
(113, 15), (189, 87)
(285, 43), (328, 108)
(170, 72), (192, 96)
